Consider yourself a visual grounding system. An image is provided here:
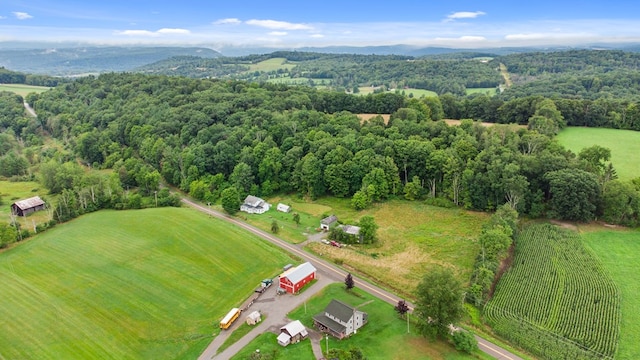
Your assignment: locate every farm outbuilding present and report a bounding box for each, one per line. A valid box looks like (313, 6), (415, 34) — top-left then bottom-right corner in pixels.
(320, 215), (338, 231)
(276, 203), (291, 213)
(240, 195), (270, 214)
(278, 262), (317, 294)
(11, 196), (46, 217)
(313, 299), (368, 339)
(277, 320), (308, 346)
(339, 224), (363, 242)
(245, 310), (261, 325)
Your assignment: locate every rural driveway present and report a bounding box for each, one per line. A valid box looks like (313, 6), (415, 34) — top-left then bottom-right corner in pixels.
(200, 275), (334, 360)
(183, 198), (523, 360)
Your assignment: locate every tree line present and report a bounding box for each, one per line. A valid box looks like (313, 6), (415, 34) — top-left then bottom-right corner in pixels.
(19, 72), (638, 227)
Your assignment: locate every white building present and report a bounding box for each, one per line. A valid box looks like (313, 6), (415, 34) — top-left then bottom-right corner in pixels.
(240, 195), (271, 214)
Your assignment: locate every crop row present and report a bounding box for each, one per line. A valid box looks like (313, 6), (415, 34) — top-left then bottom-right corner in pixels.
(485, 223), (620, 359)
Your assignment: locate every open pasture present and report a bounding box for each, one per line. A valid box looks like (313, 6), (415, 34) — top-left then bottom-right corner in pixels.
(0, 83), (51, 97)
(556, 127), (640, 180)
(305, 199), (487, 299)
(0, 180), (52, 226)
(582, 228), (640, 360)
(356, 86), (438, 98)
(0, 207), (292, 359)
(247, 57), (297, 72)
(485, 223), (620, 360)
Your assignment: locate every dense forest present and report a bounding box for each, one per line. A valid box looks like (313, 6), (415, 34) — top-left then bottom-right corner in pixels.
(0, 72), (628, 231)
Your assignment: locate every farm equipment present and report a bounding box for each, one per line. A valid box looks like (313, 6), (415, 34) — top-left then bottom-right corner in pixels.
(255, 278), (273, 293)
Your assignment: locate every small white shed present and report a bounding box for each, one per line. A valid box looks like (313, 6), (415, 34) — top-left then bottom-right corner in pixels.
(245, 310), (261, 325)
(277, 203), (291, 213)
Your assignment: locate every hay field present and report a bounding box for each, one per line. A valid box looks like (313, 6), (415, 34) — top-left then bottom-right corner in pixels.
(0, 207), (293, 359)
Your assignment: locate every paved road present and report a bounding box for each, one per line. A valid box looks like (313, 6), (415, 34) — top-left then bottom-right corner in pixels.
(183, 198), (524, 360)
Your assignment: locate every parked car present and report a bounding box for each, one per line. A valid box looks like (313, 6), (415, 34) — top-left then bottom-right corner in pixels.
(321, 239), (330, 245)
(330, 240), (342, 248)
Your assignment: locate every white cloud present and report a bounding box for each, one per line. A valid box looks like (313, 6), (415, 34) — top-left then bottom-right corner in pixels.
(116, 28), (190, 37)
(246, 19), (312, 30)
(157, 28), (190, 35)
(269, 31), (288, 36)
(505, 33), (547, 40)
(117, 30), (157, 37)
(310, 34), (324, 38)
(446, 11), (486, 21)
(0, 16), (7, 20)
(435, 35), (487, 42)
(214, 18), (241, 25)
(13, 12), (33, 20)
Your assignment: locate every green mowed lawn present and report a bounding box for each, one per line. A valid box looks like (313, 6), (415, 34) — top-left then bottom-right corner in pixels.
(0, 83), (51, 97)
(556, 127), (640, 180)
(0, 207), (293, 359)
(582, 229), (640, 360)
(231, 283), (480, 360)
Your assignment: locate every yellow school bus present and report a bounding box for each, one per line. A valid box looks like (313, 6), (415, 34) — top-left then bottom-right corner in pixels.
(219, 308), (241, 329)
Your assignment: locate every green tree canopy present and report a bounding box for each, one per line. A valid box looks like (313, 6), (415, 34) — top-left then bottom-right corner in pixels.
(415, 267), (464, 339)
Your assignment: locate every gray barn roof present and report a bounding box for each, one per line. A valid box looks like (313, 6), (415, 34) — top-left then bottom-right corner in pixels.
(283, 262), (317, 284)
(12, 196), (45, 210)
(243, 195), (266, 207)
(321, 215), (338, 225)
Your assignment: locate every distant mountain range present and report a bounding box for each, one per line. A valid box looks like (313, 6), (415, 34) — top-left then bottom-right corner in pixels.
(0, 46), (221, 76)
(2, 42), (640, 76)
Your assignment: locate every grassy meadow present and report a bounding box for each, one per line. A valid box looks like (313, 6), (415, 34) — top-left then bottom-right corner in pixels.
(0, 180), (53, 226)
(582, 228), (640, 360)
(556, 127), (640, 180)
(356, 87), (438, 98)
(465, 88), (497, 96)
(247, 58), (297, 72)
(232, 283), (484, 360)
(0, 207), (294, 359)
(251, 196), (487, 300)
(0, 83), (51, 97)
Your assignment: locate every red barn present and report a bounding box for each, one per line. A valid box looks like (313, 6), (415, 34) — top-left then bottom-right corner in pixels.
(278, 262), (317, 294)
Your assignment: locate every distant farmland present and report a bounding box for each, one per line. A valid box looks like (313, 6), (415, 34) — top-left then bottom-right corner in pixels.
(0, 208), (293, 359)
(0, 83), (51, 97)
(556, 127), (640, 180)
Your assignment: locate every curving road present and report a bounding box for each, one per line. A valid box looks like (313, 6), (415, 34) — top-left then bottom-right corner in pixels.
(182, 198), (524, 360)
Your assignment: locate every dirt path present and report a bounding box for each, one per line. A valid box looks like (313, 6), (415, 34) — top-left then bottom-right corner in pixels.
(499, 63), (512, 88)
(23, 102), (37, 117)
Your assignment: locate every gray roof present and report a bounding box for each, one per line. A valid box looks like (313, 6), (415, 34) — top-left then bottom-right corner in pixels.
(243, 195), (265, 207)
(281, 320), (307, 337)
(12, 196), (45, 210)
(341, 225), (361, 236)
(321, 215), (338, 225)
(283, 262), (316, 284)
(313, 313), (346, 334)
(324, 299), (356, 323)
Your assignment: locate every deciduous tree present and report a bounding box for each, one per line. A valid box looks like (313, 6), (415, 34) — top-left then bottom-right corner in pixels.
(415, 268), (464, 339)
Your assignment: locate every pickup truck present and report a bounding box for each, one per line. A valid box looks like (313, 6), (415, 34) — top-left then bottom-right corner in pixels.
(255, 279), (273, 293)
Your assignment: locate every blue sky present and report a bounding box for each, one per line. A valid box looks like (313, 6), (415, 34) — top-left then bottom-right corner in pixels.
(2, 1), (640, 49)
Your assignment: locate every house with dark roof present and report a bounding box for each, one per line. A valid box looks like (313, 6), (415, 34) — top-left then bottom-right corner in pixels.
(320, 215), (338, 231)
(313, 299), (368, 339)
(278, 262), (316, 294)
(11, 196), (46, 217)
(277, 320), (308, 346)
(240, 195), (271, 214)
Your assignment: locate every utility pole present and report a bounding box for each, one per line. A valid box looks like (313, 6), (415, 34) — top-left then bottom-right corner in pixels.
(154, 190), (158, 207)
